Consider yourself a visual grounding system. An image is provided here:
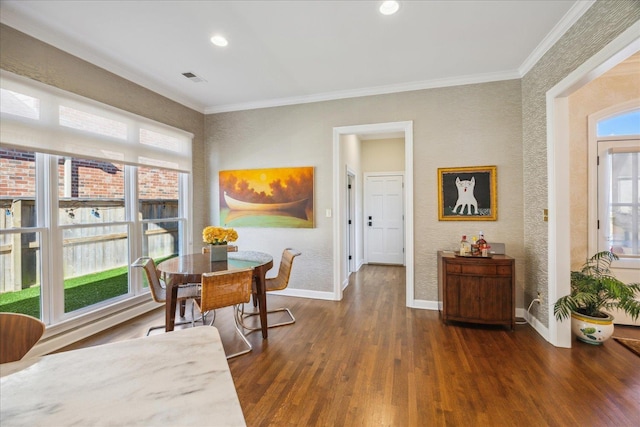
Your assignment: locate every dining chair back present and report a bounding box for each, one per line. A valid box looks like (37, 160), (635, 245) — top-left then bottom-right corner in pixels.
(193, 268), (254, 359)
(240, 248), (301, 330)
(131, 257), (200, 335)
(132, 257), (166, 303)
(0, 312), (46, 364)
(266, 248), (301, 292)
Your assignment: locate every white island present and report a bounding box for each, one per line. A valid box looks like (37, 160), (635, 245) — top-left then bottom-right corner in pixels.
(1, 327), (246, 426)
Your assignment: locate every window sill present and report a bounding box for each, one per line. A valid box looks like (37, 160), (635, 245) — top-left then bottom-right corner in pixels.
(32, 295), (158, 357)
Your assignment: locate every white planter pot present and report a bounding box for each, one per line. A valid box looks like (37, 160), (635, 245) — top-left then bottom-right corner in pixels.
(571, 311), (614, 345)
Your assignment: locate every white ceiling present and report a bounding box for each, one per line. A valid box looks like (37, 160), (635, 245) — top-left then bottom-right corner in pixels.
(0, 1), (590, 114)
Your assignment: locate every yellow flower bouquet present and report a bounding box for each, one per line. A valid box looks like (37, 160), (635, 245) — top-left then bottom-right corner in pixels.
(202, 226), (238, 245)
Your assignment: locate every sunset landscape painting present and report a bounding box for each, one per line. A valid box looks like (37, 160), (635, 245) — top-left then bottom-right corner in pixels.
(219, 167), (314, 228)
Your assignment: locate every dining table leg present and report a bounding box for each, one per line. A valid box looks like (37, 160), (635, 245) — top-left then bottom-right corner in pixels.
(254, 266), (269, 339)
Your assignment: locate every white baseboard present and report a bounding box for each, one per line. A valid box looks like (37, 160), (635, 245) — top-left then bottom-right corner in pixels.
(271, 288), (338, 301)
(524, 310), (550, 341)
(410, 299), (439, 310)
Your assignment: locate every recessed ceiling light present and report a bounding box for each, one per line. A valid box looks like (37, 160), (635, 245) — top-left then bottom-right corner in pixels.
(379, 1), (400, 15)
(210, 35), (228, 47)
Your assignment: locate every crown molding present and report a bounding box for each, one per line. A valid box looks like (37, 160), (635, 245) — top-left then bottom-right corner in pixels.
(204, 69), (520, 114)
(518, 0), (596, 76)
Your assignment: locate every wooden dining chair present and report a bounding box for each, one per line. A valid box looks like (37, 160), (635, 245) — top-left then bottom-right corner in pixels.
(131, 257), (201, 335)
(240, 248), (301, 330)
(0, 312), (46, 364)
(192, 268), (254, 359)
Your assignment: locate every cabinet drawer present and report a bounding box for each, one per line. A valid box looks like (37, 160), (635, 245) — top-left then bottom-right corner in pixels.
(461, 264), (496, 275)
(446, 261), (502, 276)
(497, 265), (512, 276)
(446, 263), (462, 273)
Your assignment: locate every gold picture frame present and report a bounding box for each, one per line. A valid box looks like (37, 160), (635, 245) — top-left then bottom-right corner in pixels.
(219, 166), (314, 228)
(438, 165), (497, 221)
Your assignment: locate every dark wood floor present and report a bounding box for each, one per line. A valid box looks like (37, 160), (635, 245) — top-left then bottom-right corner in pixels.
(60, 265), (640, 426)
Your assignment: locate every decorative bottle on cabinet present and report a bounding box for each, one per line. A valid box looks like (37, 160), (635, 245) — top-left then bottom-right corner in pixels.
(477, 232), (487, 256)
(471, 236), (480, 256)
(460, 235), (470, 255)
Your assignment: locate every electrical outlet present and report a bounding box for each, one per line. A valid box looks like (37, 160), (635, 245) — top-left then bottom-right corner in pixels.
(537, 292), (543, 304)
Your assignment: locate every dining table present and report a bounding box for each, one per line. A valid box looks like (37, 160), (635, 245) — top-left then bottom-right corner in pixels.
(157, 251), (274, 339)
(0, 327), (246, 426)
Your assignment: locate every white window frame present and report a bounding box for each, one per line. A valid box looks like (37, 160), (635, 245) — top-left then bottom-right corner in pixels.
(15, 151), (191, 334)
(1, 72), (193, 337)
(588, 100), (640, 270)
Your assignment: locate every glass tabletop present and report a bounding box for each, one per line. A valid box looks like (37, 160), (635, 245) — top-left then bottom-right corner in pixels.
(157, 251), (273, 276)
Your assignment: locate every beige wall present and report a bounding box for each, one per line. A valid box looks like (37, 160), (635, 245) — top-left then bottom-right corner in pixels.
(0, 24), (207, 245)
(568, 53), (640, 270)
(206, 80), (525, 305)
(361, 138), (405, 172)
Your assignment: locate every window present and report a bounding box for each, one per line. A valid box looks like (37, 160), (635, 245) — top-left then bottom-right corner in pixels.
(59, 157), (129, 314)
(598, 142), (639, 258)
(593, 107), (640, 264)
(597, 110), (640, 136)
(138, 166), (183, 262)
(0, 71), (192, 333)
(0, 149), (43, 319)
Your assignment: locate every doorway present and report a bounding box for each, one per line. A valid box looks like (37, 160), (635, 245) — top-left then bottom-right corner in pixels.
(332, 121), (414, 305)
(547, 27), (639, 347)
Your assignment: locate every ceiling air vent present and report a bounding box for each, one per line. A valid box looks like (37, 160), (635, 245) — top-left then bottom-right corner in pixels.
(181, 72), (206, 83)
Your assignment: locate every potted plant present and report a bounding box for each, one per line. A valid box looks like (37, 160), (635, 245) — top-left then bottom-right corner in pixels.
(202, 226), (238, 262)
(554, 251), (640, 345)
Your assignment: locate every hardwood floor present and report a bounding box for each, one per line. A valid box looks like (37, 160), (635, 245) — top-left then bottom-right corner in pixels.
(59, 265), (640, 426)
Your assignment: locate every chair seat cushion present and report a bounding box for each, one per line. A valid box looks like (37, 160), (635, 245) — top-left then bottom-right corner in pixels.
(156, 283), (200, 302)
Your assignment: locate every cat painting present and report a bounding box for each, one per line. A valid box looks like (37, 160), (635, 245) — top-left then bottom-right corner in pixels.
(452, 176), (478, 215)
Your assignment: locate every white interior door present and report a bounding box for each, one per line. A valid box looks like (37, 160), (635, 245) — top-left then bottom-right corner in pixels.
(365, 174), (404, 264)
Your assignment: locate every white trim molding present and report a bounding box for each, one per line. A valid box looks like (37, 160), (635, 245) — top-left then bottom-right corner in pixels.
(333, 121), (414, 306)
(546, 22), (640, 348)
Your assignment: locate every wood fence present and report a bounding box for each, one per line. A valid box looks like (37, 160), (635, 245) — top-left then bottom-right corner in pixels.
(0, 198), (179, 293)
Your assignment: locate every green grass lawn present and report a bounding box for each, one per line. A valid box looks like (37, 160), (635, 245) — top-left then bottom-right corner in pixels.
(0, 255), (174, 319)
(0, 266), (129, 318)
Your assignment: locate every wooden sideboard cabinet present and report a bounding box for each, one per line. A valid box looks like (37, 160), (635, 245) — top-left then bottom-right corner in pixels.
(437, 251), (515, 330)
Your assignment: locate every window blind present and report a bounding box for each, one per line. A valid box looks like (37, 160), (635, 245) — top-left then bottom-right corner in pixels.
(0, 71), (193, 172)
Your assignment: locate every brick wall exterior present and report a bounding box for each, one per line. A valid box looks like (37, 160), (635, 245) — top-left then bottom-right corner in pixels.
(139, 168), (179, 199)
(1, 148), (179, 199)
(0, 149), (36, 197)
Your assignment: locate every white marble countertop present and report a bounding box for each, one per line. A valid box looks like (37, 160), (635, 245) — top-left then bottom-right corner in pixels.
(0, 327), (246, 427)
